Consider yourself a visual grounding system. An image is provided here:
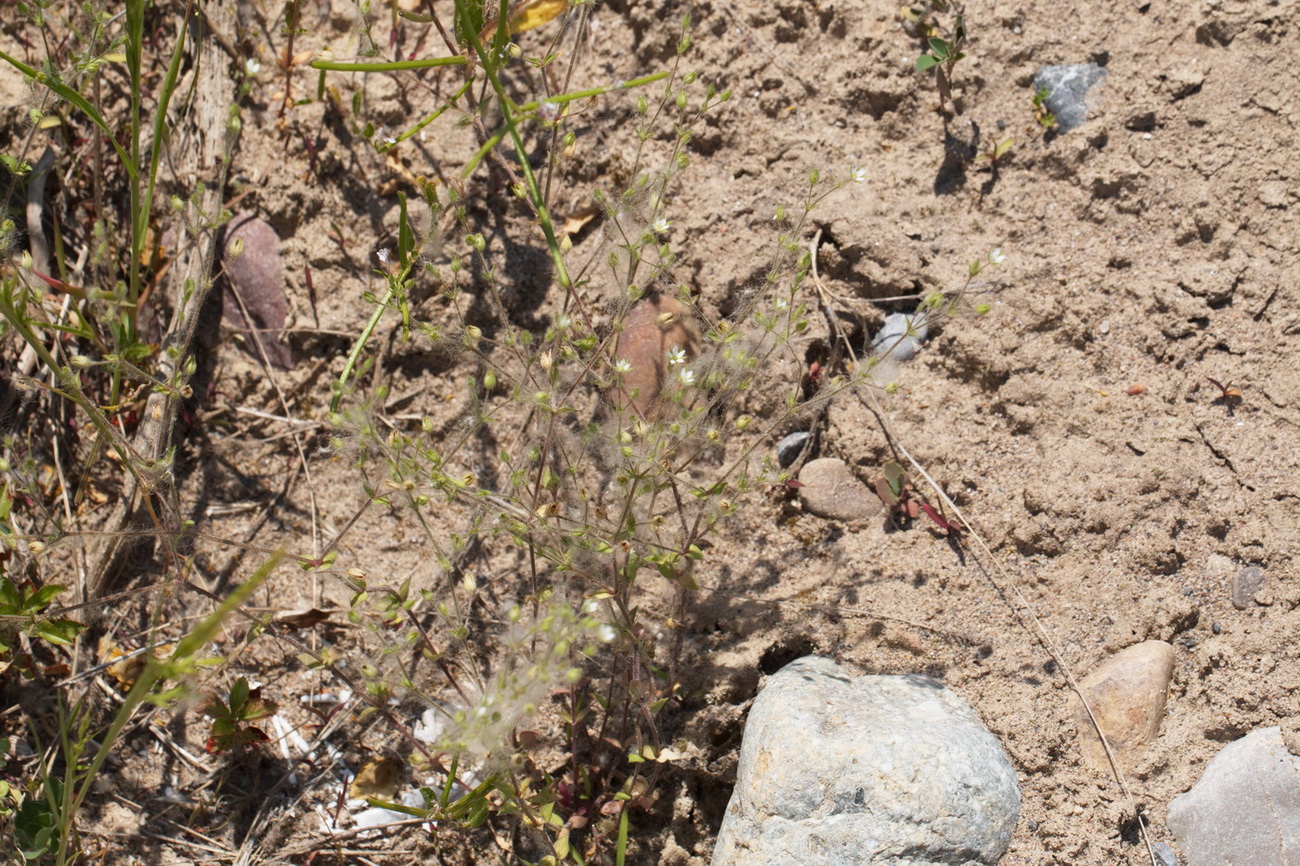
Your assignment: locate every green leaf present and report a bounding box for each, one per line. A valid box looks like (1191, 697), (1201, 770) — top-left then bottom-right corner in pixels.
(883, 461), (907, 498)
(916, 54), (940, 72)
(15, 796), (57, 860)
(229, 676), (250, 714)
(926, 37), (950, 56)
(26, 584), (65, 611)
(32, 618), (86, 646)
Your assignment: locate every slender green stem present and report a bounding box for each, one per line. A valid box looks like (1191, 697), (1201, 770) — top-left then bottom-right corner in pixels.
(387, 78), (473, 147)
(331, 282), (396, 414)
(310, 55), (467, 72)
(516, 72), (669, 112)
(464, 29), (572, 292)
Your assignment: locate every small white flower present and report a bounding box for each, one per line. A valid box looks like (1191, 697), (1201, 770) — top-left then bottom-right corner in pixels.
(774, 297), (789, 310)
(666, 346), (687, 366)
(849, 165), (867, 184)
(678, 368), (696, 386)
(614, 358), (632, 374)
(651, 217), (671, 234)
(537, 101), (560, 122)
(555, 313), (572, 330)
(376, 248), (391, 265)
(596, 623), (617, 643)
(244, 58), (261, 76)
(989, 248), (1006, 264)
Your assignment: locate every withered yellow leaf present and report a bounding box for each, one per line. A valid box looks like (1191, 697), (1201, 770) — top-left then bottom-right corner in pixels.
(350, 756), (404, 800)
(481, 0), (568, 41)
(507, 0), (569, 34)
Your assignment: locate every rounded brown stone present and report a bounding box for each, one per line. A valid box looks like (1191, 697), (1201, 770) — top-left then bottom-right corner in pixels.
(611, 294), (701, 420)
(796, 458), (882, 521)
(1068, 639), (1174, 773)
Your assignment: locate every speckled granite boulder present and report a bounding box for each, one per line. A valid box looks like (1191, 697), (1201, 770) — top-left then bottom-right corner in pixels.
(712, 656), (1020, 866)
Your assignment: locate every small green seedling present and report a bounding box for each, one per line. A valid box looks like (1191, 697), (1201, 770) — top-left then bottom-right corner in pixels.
(976, 137), (1014, 168)
(1031, 86), (1057, 130)
(873, 461), (964, 539)
(915, 13), (966, 112)
(0, 571), (86, 677)
(915, 32), (965, 74)
(874, 461), (921, 523)
(201, 677), (278, 754)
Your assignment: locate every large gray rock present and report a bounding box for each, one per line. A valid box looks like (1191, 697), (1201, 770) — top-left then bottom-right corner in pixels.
(712, 656), (1020, 866)
(1167, 727), (1300, 865)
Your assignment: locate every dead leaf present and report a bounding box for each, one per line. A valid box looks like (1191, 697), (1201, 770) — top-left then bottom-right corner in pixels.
(222, 213), (292, 370)
(560, 204), (601, 238)
(99, 635), (174, 688)
(480, 0), (568, 42)
(273, 608), (334, 629)
(350, 756), (404, 800)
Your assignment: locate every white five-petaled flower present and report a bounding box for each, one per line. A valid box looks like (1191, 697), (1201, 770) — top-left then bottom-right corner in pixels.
(849, 165), (867, 184)
(774, 297), (789, 310)
(666, 346), (687, 366)
(989, 248), (1006, 264)
(597, 623), (617, 643)
(376, 248), (391, 265)
(652, 217), (671, 234)
(244, 58), (261, 76)
(678, 368), (696, 386)
(614, 358), (632, 373)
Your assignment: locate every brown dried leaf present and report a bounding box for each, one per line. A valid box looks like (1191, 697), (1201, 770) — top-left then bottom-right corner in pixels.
(273, 608), (334, 629)
(350, 756), (404, 800)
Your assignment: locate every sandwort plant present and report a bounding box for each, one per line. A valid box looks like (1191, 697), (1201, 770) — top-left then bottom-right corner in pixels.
(0, 1), (1012, 864)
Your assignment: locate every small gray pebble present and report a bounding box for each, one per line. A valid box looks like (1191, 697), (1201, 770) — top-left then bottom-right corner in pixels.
(1211, 622), (1222, 635)
(1034, 63), (1108, 132)
(1152, 842), (1179, 866)
(872, 311), (929, 361)
(776, 431), (811, 468)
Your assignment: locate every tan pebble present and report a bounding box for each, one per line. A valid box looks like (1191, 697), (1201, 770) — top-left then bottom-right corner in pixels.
(1232, 566), (1264, 609)
(796, 458), (882, 522)
(1068, 639), (1174, 773)
(881, 627), (926, 655)
(611, 294), (701, 420)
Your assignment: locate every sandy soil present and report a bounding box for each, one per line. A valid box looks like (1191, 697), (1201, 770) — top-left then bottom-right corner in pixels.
(3, 0), (1299, 863)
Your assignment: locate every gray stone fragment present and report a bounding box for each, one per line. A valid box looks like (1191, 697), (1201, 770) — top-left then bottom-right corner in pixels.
(1231, 566), (1264, 610)
(712, 656), (1020, 866)
(776, 431), (811, 469)
(1152, 842), (1179, 866)
(872, 311), (929, 361)
(1167, 727), (1300, 866)
(1033, 63), (1108, 132)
